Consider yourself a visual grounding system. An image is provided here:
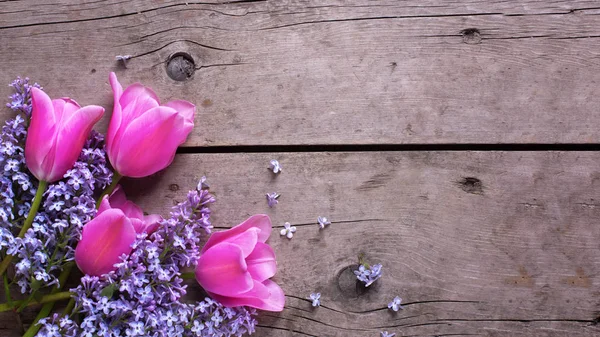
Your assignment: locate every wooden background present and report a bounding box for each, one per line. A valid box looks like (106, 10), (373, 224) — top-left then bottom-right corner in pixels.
(1, 0), (600, 336)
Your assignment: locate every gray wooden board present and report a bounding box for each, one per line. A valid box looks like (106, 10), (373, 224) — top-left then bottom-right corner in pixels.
(2, 151), (595, 336)
(2, 0), (600, 145)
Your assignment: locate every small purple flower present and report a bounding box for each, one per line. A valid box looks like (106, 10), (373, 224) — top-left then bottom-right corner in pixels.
(317, 216), (331, 229)
(266, 192), (279, 208)
(380, 332), (395, 337)
(354, 263), (383, 287)
(269, 159), (282, 174)
(309, 293), (321, 307)
(115, 55), (132, 68)
(197, 176), (209, 190)
(280, 222), (296, 239)
(388, 296), (403, 311)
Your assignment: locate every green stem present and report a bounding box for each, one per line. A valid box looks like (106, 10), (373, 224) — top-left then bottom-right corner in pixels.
(0, 291), (71, 313)
(22, 263), (73, 337)
(16, 291), (36, 313)
(95, 172), (122, 208)
(0, 180), (48, 277)
(181, 272), (195, 280)
(3, 274), (12, 309)
(63, 298), (75, 316)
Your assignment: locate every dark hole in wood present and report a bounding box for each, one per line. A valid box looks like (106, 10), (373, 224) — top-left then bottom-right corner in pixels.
(460, 28), (482, 44)
(166, 52), (195, 81)
(458, 177), (483, 194)
(336, 264), (370, 298)
(169, 183), (179, 192)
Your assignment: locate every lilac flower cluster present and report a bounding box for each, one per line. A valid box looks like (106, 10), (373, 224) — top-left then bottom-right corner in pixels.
(354, 263), (383, 287)
(38, 183), (257, 337)
(0, 78), (112, 293)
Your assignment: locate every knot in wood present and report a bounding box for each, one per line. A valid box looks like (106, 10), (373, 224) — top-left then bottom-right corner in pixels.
(460, 28), (482, 45)
(166, 52), (195, 81)
(336, 264), (371, 298)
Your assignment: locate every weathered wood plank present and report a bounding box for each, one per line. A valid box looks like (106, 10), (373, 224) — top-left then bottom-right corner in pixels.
(2, 1), (600, 145)
(127, 152), (600, 335)
(2, 151), (599, 335)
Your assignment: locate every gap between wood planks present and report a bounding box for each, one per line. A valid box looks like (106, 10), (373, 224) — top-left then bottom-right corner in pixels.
(177, 143), (600, 154)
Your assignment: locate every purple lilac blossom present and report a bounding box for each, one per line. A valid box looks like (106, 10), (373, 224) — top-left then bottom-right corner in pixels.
(309, 293), (321, 307)
(266, 192), (279, 208)
(387, 296), (403, 311)
(0, 78), (112, 293)
(354, 263), (383, 287)
(317, 216), (330, 229)
(380, 332), (395, 337)
(269, 159), (282, 174)
(37, 181), (258, 337)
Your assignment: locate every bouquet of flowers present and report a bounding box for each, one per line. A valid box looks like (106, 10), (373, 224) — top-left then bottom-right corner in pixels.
(0, 74), (284, 337)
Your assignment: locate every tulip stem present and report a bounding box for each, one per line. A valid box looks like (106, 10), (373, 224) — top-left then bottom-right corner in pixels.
(96, 172), (122, 208)
(0, 180), (48, 277)
(0, 291), (72, 313)
(22, 262), (74, 337)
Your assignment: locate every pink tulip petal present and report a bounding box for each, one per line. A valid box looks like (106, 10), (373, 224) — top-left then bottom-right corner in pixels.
(107, 72), (124, 157)
(130, 218), (144, 234)
(114, 106), (192, 177)
(165, 100), (195, 126)
(142, 214), (162, 234)
(195, 242), (253, 297)
(225, 227), (259, 258)
(75, 209), (136, 276)
(46, 105), (104, 182)
(118, 200), (144, 220)
(106, 185), (127, 209)
(119, 84), (160, 127)
(52, 98), (81, 123)
(202, 214), (272, 254)
(25, 88), (57, 181)
(246, 242), (277, 282)
(232, 279), (270, 299)
(209, 279), (285, 312)
(97, 195), (111, 215)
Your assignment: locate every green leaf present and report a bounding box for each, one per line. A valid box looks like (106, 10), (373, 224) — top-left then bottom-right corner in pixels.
(100, 283), (117, 298)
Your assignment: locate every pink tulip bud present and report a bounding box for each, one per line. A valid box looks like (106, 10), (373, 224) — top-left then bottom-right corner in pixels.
(75, 186), (162, 276)
(195, 214), (285, 312)
(106, 72), (195, 178)
(25, 88), (104, 182)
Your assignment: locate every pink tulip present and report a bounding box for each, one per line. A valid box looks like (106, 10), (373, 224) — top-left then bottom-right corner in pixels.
(25, 88), (104, 183)
(97, 185), (162, 235)
(75, 186), (162, 276)
(195, 214), (284, 312)
(106, 72), (195, 178)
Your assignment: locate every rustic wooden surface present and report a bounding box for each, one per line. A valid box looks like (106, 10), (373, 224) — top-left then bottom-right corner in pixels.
(1, 0), (600, 336)
(2, 0), (600, 145)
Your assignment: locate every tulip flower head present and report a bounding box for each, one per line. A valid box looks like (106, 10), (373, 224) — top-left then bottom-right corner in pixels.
(195, 214), (285, 312)
(106, 72), (195, 178)
(25, 88), (104, 182)
(75, 186), (162, 276)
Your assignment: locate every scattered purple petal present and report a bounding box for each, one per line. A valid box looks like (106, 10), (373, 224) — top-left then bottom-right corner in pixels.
(269, 159), (282, 174)
(380, 331), (395, 337)
(388, 296), (403, 311)
(309, 293), (321, 307)
(266, 192), (280, 208)
(317, 216), (331, 229)
(280, 222), (296, 239)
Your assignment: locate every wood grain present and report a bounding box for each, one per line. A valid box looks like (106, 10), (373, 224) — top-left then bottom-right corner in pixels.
(2, 151), (600, 335)
(103, 152), (600, 335)
(2, 0), (600, 145)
